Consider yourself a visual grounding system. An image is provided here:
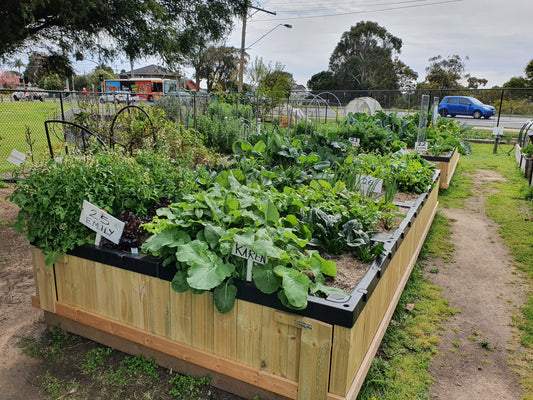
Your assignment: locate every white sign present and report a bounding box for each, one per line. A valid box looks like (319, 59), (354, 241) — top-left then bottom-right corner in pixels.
(348, 137), (360, 147)
(357, 175), (383, 195)
(232, 243), (267, 264)
(79, 200), (125, 245)
(415, 141), (428, 152)
(492, 126), (504, 137)
(232, 242), (267, 282)
(7, 149), (26, 166)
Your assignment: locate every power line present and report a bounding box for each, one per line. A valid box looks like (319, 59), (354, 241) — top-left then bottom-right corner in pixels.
(254, 0), (464, 21)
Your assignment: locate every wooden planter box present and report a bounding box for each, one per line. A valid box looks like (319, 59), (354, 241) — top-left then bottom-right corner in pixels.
(515, 144), (533, 183)
(421, 147), (459, 189)
(31, 175), (439, 400)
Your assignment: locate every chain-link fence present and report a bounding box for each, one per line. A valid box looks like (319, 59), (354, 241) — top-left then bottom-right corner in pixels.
(1, 87), (532, 174)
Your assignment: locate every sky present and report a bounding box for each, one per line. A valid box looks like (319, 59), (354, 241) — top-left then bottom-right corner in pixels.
(72, 0), (531, 88)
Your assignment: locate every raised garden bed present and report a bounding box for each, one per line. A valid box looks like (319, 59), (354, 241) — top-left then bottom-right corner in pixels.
(515, 144), (533, 184)
(31, 172), (440, 400)
(421, 147), (459, 189)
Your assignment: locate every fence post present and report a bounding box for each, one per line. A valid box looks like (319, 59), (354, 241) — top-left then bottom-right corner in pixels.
(60, 92), (65, 121)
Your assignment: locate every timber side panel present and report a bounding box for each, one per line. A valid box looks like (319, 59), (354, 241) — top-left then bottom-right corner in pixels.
(297, 318), (333, 400)
(168, 289), (193, 346)
(235, 300), (263, 369)
(437, 149), (459, 189)
(190, 291), (215, 352)
(213, 303), (237, 359)
(139, 274), (171, 337)
(329, 182), (439, 398)
(31, 246), (56, 313)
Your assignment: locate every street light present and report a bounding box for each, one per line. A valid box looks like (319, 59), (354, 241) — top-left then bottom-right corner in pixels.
(238, 23), (293, 94)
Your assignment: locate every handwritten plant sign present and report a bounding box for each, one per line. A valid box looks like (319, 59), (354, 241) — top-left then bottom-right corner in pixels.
(79, 200), (125, 245)
(232, 242), (267, 282)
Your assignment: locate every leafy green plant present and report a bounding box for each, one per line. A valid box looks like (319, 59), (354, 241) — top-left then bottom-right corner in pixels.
(83, 347), (113, 373)
(107, 354), (159, 385)
(522, 143), (533, 158)
(10, 151), (198, 265)
(142, 172), (346, 312)
(169, 374), (211, 398)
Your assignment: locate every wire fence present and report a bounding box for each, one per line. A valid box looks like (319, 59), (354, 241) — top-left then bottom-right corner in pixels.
(1, 87), (532, 174)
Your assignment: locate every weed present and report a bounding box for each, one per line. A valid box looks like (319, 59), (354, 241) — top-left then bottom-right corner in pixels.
(429, 268), (439, 274)
(20, 327), (77, 359)
(451, 341), (460, 348)
(168, 374), (211, 398)
(479, 341), (494, 351)
(107, 354), (159, 385)
(82, 347), (113, 373)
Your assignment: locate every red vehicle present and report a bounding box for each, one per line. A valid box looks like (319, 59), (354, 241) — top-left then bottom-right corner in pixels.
(103, 78), (178, 101)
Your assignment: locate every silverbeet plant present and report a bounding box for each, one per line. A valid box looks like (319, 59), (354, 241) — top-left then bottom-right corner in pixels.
(142, 171), (345, 314)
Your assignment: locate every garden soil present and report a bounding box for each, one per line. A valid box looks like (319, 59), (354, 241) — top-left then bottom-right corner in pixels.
(0, 168), (528, 399)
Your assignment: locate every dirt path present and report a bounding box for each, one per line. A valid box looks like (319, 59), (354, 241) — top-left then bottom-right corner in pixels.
(427, 170), (527, 399)
(0, 184), (45, 399)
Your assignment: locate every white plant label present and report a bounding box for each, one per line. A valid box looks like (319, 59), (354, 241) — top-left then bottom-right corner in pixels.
(492, 126), (504, 137)
(232, 242), (267, 282)
(79, 200), (125, 245)
(415, 141), (428, 152)
(358, 175), (383, 195)
(7, 149), (26, 166)
(349, 137), (360, 147)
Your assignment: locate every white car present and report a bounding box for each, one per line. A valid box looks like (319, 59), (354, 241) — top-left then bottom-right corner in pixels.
(99, 91), (138, 104)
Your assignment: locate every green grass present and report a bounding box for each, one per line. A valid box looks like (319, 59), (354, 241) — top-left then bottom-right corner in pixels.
(0, 101), (66, 173)
(360, 142), (533, 399)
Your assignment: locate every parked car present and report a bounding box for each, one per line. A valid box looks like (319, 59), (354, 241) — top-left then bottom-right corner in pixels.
(99, 91), (138, 104)
(438, 96), (495, 119)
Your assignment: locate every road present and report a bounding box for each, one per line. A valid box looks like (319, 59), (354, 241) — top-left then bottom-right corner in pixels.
(446, 114), (529, 130)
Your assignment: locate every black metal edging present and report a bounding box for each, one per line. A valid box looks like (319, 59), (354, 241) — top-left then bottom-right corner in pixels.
(420, 147), (456, 163)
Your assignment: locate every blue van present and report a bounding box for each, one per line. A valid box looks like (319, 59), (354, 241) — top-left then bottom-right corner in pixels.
(438, 96), (495, 119)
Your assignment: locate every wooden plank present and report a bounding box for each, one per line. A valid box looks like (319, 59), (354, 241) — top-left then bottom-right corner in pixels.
(191, 291), (214, 352)
(141, 274), (171, 337)
(169, 290), (193, 345)
(236, 300), (263, 369)
(54, 301), (299, 399)
(30, 247), (56, 312)
(297, 318), (333, 400)
(214, 303), (237, 359)
(261, 306), (278, 375)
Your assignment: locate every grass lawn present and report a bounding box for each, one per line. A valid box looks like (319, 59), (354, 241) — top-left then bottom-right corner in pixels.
(0, 101), (64, 173)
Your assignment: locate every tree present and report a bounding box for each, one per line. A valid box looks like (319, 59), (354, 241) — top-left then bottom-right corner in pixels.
(0, 1), (243, 69)
(466, 76), (488, 89)
(24, 52), (73, 87)
(10, 58), (24, 75)
(257, 69), (294, 106)
(525, 59), (533, 82)
(0, 71), (21, 89)
(307, 71), (341, 91)
(42, 74), (64, 90)
(422, 55), (467, 89)
(328, 21), (403, 90)
(197, 46), (241, 92)
(393, 59), (418, 90)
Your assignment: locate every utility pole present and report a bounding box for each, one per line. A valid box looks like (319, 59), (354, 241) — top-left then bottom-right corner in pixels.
(237, 2), (276, 94)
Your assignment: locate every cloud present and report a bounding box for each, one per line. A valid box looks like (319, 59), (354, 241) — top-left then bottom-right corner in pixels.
(229, 0), (530, 87)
